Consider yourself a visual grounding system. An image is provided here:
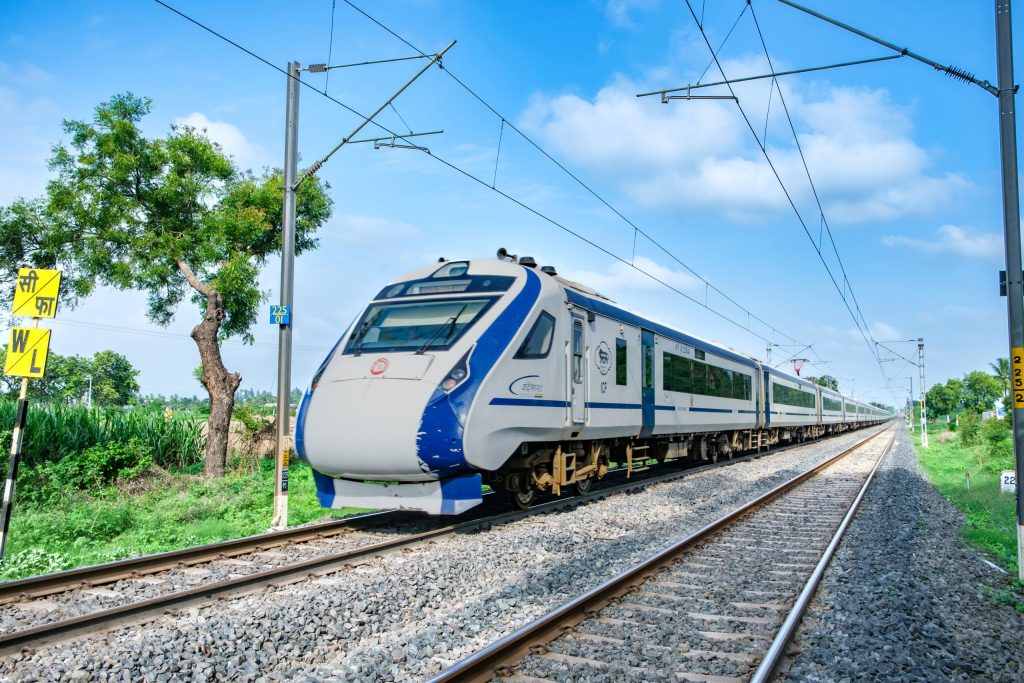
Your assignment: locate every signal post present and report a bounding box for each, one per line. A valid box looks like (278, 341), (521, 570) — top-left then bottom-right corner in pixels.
(0, 268), (61, 560)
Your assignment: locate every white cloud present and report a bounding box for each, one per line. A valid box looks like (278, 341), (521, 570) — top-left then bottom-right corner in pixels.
(521, 73), (968, 224)
(605, 0), (659, 27)
(173, 112), (266, 168)
(327, 213), (419, 243)
(323, 214), (422, 264)
(0, 62), (55, 87)
(0, 78), (58, 204)
(870, 321), (902, 341)
(564, 255), (702, 296)
(882, 224), (1002, 259)
(943, 304), (992, 320)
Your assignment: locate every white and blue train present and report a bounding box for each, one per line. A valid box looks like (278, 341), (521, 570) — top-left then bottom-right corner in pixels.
(296, 252), (892, 514)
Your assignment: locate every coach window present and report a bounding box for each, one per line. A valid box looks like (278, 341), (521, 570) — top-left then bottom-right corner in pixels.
(643, 344), (653, 388)
(615, 338), (628, 385)
(515, 312), (556, 359)
(572, 319), (584, 383)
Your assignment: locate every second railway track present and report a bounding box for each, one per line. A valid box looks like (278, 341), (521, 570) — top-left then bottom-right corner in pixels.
(0, 425), (887, 663)
(431, 423), (897, 683)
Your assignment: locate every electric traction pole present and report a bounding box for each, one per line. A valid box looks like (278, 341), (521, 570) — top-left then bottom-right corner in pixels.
(995, 0), (1024, 580)
(270, 44), (454, 531)
(918, 338), (928, 448)
(271, 60), (300, 531)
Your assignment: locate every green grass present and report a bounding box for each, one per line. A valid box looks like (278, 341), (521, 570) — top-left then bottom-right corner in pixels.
(0, 400), (205, 470)
(0, 459), (367, 581)
(913, 422), (1022, 590)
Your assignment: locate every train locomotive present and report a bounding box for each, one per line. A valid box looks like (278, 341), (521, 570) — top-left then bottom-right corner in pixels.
(295, 251), (892, 514)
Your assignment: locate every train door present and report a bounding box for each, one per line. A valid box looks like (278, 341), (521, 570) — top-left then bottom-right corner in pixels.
(640, 329), (655, 437)
(570, 314), (587, 424)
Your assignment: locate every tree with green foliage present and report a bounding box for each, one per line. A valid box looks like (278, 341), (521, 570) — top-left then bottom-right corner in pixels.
(926, 378), (963, 418)
(90, 350), (140, 407)
(806, 374), (839, 391)
(0, 93), (333, 476)
(961, 370), (1003, 415)
(990, 356), (1010, 401)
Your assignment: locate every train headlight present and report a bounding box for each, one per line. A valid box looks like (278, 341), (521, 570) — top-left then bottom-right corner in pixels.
(439, 349), (472, 394)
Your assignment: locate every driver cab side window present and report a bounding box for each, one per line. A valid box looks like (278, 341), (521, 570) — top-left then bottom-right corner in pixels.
(515, 312), (556, 359)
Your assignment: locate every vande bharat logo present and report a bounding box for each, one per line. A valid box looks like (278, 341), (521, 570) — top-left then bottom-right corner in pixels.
(509, 374), (545, 398)
(369, 357), (389, 376)
(595, 341), (612, 375)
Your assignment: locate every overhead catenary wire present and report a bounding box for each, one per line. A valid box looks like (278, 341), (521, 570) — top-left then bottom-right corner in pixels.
(337, 0), (806, 350)
(152, 0), (815, 359)
(695, 2), (750, 85)
(48, 318), (332, 352)
(747, 1), (879, 359)
(681, 0), (884, 373)
(324, 0), (336, 94)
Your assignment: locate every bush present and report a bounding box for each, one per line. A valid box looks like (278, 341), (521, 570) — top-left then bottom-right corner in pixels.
(959, 413), (982, 447)
(982, 418), (1015, 473)
(0, 548), (67, 579)
(20, 439), (154, 507)
(232, 403), (275, 459)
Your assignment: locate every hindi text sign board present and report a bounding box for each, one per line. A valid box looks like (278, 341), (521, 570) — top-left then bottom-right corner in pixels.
(12, 269), (61, 319)
(3, 328), (50, 378)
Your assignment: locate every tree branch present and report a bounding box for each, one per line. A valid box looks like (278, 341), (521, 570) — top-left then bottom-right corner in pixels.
(176, 259), (212, 297)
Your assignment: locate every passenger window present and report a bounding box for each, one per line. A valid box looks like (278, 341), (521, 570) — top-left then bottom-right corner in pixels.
(515, 312), (556, 359)
(572, 319), (583, 383)
(643, 344), (653, 388)
(616, 338), (628, 386)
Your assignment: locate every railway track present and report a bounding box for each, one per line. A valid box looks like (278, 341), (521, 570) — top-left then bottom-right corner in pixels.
(0, 425), (885, 658)
(430, 424), (897, 683)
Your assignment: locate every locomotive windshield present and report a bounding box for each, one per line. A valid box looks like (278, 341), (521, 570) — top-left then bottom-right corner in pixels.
(344, 298), (496, 355)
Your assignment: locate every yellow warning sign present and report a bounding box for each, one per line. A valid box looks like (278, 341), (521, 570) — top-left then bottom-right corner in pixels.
(1013, 348), (1024, 409)
(11, 268), (61, 319)
(3, 328), (51, 378)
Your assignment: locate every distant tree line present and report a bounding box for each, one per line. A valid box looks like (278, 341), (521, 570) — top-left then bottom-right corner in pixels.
(0, 346), (138, 407)
(922, 360), (1006, 419)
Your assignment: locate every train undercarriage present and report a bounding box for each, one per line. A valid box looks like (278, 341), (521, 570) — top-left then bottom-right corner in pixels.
(487, 422), (882, 508)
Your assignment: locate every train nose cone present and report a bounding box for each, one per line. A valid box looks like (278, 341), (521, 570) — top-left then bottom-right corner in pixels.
(299, 376), (440, 481)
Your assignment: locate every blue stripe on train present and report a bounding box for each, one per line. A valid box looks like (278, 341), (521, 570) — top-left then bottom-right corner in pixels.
(417, 268), (542, 475)
(490, 397), (569, 408)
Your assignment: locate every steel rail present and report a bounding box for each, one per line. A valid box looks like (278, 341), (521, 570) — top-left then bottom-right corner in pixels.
(0, 454), (711, 603)
(0, 424), (883, 604)
(428, 424), (895, 683)
(750, 427), (897, 682)
(0, 425), (886, 656)
(0, 508), (409, 604)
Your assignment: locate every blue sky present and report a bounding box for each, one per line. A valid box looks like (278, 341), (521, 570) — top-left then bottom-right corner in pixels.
(0, 0), (1018, 406)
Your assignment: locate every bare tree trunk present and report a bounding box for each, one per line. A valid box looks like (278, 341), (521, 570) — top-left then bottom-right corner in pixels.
(178, 259), (241, 477)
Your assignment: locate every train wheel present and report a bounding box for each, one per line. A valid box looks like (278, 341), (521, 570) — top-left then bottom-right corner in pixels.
(509, 489), (536, 509)
(574, 478), (593, 495)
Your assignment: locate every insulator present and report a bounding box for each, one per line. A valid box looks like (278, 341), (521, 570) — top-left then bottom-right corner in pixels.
(941, 65), (976, 84)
